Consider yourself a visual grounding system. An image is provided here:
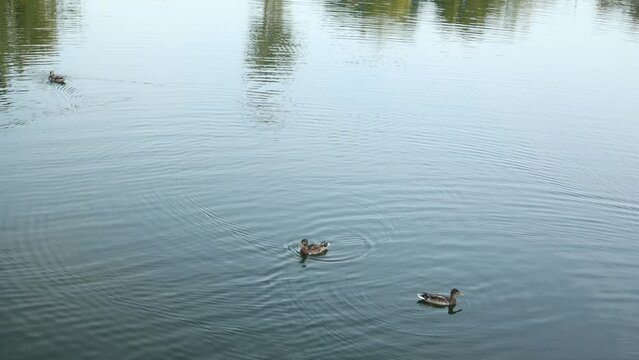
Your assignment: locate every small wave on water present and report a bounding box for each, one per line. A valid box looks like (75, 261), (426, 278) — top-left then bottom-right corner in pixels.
(0, 73), (79, 129)
(282, 197), (393, 264)
(148, 160), (395, 262)
(162, 174), (278, 255)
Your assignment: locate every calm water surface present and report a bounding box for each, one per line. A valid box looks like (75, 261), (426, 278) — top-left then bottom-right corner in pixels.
(2, 0), (639, 359)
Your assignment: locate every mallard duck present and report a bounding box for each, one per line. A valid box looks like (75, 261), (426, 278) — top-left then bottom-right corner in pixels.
(300, 239), (329, 256)
(49, 71), (65, 84)
(417, 288), (463, 307)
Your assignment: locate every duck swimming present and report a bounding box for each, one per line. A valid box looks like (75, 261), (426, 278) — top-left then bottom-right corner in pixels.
(417, 288), (463, 307)
(299, 239), (329, 256)
(48, 71), (65, 84)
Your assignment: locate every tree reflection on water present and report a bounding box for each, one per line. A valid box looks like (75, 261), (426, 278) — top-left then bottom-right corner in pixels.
(1, 0), (59, 98)
(325, 0), (639, 40)
(323, 0), (540, 41)
(0, 0), (81, 107)
(597, 0), (639, 26)
(429, 0), (537, 39)
(245, 0), (299, 122)
(324, 0), (421, 40)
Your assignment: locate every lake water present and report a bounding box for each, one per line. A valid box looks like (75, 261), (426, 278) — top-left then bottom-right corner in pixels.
(2, 0), (639, 359)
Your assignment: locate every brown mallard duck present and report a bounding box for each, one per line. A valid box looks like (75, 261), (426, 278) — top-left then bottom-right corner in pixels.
(49, 71), (65, 84)
(299, 239), (329, 256)
(417, 288), (463, 307)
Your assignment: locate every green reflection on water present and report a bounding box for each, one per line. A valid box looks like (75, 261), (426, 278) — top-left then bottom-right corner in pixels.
(0, 0), (81, 101)
(245, 0), (299, 121)
(246, 0), (297, 79)
(325, 0), (639, 39)
(0, 0), (58, 85)
(597, 0), (639, 23)
(324, 0), (421, 39)
(429, 0), (537, 38)
(330, 0), (421, 22)
(432, 0), (505, 26)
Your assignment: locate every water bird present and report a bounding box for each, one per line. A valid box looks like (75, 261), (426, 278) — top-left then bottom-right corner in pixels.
(49, 71), (65, 84)
(299, 239), (329, 256)
(417, 288), (463, 307)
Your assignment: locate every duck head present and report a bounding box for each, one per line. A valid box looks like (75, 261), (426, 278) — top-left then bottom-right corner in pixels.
(299, 239), (309, 255)
(449, 288), (464, 306)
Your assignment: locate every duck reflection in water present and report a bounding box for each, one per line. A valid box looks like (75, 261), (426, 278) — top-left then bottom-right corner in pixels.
(418, 288), (464, 315)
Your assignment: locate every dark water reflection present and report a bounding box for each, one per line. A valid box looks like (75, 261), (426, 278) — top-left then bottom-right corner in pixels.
(0, 0), (59, 65)
(0, 0), (59, 103)
(2, 0), (639, 359)
(598, 0), (639, 21)
(323, 0), (539, 40)
(429, 0), (539, 38)
(0, 0), (81, 126)
(324, 0), (639, 38)
(324, 0), (421, 41)
(327, 0), (421, 24)
(245, 0), (300, 122)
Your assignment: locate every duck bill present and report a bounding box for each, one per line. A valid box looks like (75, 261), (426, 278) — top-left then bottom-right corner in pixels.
(458, 291), (464, 296)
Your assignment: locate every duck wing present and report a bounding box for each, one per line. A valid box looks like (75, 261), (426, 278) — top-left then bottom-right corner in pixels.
(49, 75), (65, 83)
(417, 292), (450, 306)
(307, 243), (329, 256)
(308, 241), (329, 248)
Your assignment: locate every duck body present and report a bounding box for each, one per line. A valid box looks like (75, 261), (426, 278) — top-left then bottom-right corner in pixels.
(417, 288), (462, 307)
(49, 71), (65, 84)
(300, 239), (330, 256)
